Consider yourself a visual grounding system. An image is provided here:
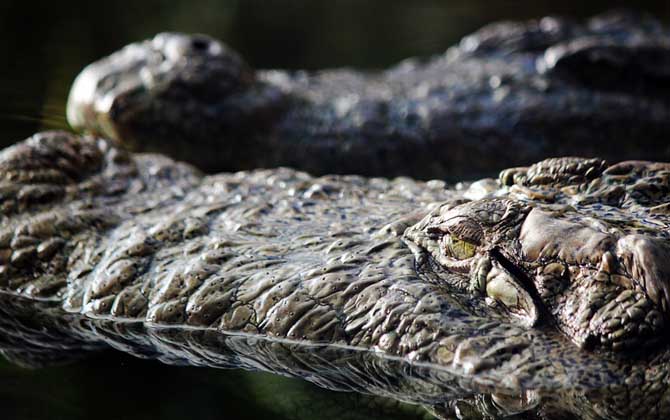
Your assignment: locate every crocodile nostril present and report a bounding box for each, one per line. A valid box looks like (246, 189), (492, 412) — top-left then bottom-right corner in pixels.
(191, 37), (210, 51)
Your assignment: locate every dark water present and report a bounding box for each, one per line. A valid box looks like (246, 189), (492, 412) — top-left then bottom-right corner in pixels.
(1, 1), (669, 419)
(0, 352), (431, 420)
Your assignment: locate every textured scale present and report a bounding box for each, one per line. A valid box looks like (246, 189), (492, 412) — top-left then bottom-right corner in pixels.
(66, 11), (670, 179)
(1, 132), (670, 419)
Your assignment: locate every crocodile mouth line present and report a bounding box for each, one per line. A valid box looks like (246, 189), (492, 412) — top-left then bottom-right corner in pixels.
(488, 247), (549, 326)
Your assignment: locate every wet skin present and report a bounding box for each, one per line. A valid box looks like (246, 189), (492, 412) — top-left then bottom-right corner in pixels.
(4, 10), (670, 419)
(66, 11), (670, 179)
(1, 132), (670, 418)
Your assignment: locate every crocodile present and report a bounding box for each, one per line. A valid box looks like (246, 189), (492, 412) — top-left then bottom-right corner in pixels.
(66, 11), (670, 179)
(2, 130), (670, 419)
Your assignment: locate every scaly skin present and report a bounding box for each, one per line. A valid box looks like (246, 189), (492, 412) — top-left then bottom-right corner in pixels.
(2, 131), (670, 418)
(406, 158), (670, 352)
(65, 11), (670, 179)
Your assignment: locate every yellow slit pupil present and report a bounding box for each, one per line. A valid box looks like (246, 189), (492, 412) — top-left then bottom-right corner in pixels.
(444, 236), (476, 260)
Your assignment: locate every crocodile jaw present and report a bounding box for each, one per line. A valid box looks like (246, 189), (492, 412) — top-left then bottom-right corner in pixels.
(66, 39), (157, 143)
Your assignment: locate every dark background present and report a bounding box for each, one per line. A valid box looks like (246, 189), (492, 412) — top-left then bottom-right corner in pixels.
(0, 352), (429, 420)
(0, 1), (669, 419)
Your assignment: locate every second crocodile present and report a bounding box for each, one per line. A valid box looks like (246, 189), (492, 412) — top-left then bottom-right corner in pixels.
(67, 11), (670, 179)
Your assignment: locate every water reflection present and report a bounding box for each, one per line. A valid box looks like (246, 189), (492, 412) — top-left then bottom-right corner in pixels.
(1, 288), (669, 420)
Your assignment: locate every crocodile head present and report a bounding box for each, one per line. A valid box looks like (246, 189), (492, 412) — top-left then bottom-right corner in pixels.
(65, 12), (670, 178)
(67, 33), (285, 171)
(405, 194), (670, 353)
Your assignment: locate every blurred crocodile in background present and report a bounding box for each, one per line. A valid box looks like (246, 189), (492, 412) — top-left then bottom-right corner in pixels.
(66, 11), (670, 179)
(2, 131), (670, 419)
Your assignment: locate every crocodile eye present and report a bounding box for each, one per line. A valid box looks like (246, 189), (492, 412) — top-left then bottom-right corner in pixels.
(442, 235), (477, 260)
